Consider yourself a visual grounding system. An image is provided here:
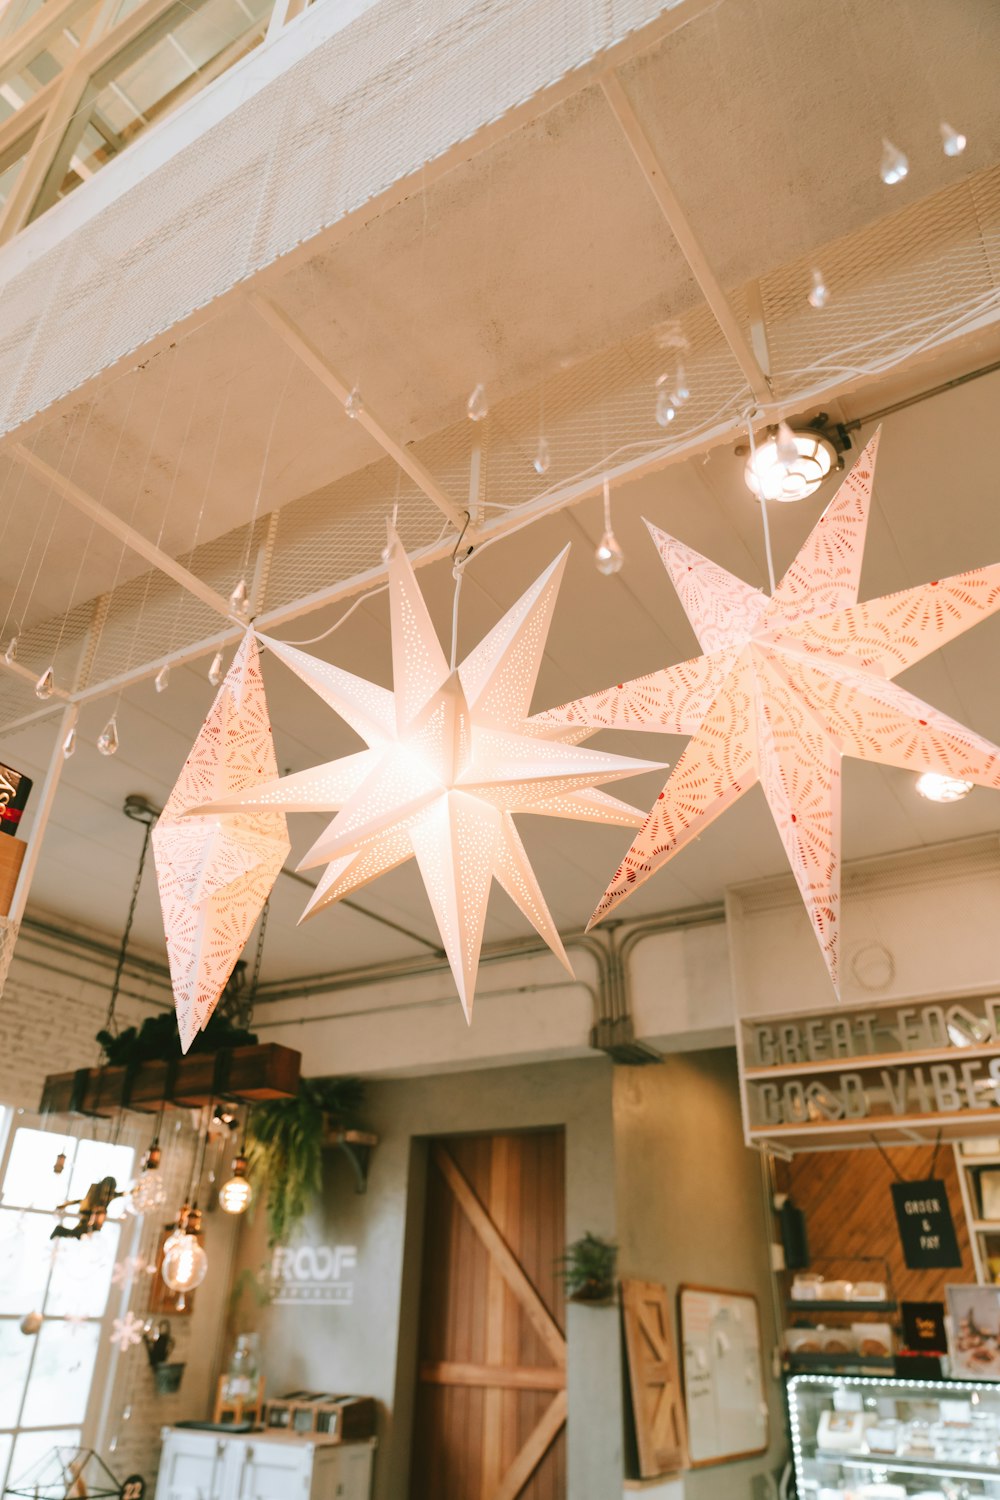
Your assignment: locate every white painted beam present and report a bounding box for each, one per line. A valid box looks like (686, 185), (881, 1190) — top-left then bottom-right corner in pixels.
(599, 69), (772, 406)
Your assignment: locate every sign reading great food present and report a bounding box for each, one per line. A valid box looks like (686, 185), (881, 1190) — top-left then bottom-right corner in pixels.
(740, 994), (1000, 1141)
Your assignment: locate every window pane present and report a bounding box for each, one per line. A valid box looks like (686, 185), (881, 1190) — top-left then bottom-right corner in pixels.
(67, 1140), (134, 1221)
(6, 1430), (81, 1491)
(0, 1323), (34, 1425)
(0, 1433), (12, 1497)
(45, 1223), (120, 1318)
(20, 1321), (99, 1427)
(0, 1213), (53, 1315)
(2, 1132), (75, 1211)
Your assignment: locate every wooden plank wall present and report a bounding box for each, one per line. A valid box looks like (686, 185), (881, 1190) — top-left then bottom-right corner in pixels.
(410, 1130), (567, 1500)
(779, 1144), (975, 1303)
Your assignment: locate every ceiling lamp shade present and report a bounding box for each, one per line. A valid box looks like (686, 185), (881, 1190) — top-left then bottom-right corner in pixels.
(152, 631), (290, 1051)
(193, 528), (662, 1022)
(744, 426), (837, 501)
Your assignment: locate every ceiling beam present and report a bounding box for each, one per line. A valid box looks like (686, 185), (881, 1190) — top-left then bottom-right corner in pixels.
(246, 290), (473, 536)
(9, 442), (235, 620)
(599, 68), (772, 407)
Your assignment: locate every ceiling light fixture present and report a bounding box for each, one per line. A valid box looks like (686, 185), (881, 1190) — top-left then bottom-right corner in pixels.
(915, 771), (974, 803)
(743, 425), (838, 502)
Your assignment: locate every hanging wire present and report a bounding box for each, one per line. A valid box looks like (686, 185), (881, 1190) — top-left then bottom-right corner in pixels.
(746, 413), (777, 594)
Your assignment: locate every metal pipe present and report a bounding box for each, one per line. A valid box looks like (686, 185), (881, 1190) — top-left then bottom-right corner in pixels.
(253, 977), (599, 1032)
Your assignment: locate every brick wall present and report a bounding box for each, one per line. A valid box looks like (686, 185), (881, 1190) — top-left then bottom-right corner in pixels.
(0, 925), (235, 1493)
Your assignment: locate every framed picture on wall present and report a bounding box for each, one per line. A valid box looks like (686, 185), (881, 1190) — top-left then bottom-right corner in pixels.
(677, 1285), (768, 1467)
(947, 1285), (1000, 1380)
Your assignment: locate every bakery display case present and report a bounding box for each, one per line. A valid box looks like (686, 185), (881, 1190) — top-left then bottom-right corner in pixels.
(788, 1373), (1000, 1497)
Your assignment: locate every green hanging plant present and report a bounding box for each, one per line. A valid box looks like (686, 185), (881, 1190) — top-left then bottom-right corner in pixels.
(557, 1232), (618, 1304)
(246, 1077), (365, 1248)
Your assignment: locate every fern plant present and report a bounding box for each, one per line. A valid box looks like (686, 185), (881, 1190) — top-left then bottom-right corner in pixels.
(557, 1232), (617, 1303)
(246, 1077), (364, 1248)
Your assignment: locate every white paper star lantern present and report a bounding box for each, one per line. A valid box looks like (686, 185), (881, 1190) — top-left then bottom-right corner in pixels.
(536, 430), (1000, 988)
(196, 530), (662, 1020)
(109, 1310), (144, 1353)
(152, 631), (290, 1051)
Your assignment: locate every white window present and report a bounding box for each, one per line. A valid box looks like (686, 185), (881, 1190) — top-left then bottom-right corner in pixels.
(0, 1110), (135, 1494)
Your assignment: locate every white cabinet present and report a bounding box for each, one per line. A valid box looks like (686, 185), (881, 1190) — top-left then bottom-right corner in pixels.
(155, 1428), (374, 1500)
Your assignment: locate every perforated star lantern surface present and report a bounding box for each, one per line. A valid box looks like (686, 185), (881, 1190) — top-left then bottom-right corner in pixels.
(152, 631), (290, 1051)
(195, 529), (662, 1020)
(535, 429), (1000, 988)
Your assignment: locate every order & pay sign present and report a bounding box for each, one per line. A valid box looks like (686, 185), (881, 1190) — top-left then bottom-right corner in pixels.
(738, 994), (1000, 1150)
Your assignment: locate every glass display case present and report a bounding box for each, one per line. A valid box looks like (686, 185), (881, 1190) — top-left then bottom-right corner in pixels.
(789, 1372), (1000, 1497)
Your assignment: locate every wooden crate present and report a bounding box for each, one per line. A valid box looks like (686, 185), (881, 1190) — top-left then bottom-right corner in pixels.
(0, 836), (25, 916)
(39, 1042), (301, 1116)
(263, 1394), (376, 1443)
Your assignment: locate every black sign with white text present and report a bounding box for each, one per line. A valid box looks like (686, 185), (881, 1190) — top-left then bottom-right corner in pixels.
(891, 1178), (962, 1269)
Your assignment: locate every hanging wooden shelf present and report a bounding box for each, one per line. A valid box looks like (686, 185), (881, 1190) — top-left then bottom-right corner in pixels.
(39, 1043), (301, 1116)
(323, 1126), (378, 1193)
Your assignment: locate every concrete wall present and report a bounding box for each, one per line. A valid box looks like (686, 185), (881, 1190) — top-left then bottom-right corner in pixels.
(614, 1051), (784, 1498)
(232, 1058), (623, 1500)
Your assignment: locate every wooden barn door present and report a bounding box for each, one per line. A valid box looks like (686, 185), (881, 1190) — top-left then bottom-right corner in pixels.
(409, 1130), (567, 1500)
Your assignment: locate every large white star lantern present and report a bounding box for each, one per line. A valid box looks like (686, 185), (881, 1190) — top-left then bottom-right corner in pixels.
(536, 430), (1000, 989)
(196, 530), (662, 1020)
(153, 632), (290, 1051)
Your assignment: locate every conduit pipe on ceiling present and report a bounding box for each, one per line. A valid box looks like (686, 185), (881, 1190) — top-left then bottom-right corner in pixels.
(253, 977), (600, 1034)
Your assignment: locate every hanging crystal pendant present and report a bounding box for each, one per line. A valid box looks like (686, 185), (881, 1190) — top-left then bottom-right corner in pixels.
(655, 388), (676, 427)
(466, 384), (488, 422)
(154, 664), (170, 693)
(228, 579), (249, 617)
(3, 636), (17, 665)
(775, 421), (799, 469)
(808, 268), (829, 309)
(879, 137), (909, 185)
(672, 363), (690, 406)
(62, 726), (76, 760)
(940, 121), (966, 158)
(34, 666), (54, 699)
(533, 437), (551, 476)
(208, 652), (224, 686)
(595, 530), (625, 576)
(344, 386), (364, 420)
(97, 716), (119, 757)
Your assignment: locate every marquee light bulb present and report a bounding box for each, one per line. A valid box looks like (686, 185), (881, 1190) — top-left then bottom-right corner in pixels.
(218, 1156), (253, 1215)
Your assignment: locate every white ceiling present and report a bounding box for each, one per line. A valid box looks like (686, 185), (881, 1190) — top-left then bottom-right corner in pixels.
(7, 358), (1000, 987)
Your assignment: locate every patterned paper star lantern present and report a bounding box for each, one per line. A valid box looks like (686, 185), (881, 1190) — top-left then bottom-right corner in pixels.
(535, 429), (1000, 987)
(152, 631), (290, 1051)
(195, 529), (662, 1020)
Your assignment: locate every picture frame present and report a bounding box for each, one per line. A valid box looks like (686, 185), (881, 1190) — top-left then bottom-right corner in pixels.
(677, 1284), (768, 1467)
(947, 1285), (1000, 1380)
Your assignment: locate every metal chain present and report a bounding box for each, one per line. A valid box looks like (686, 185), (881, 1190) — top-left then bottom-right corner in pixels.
(103, 815), (154, 1039)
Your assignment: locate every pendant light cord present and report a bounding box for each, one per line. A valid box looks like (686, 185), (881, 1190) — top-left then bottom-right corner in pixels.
(746, 414), (776, 594)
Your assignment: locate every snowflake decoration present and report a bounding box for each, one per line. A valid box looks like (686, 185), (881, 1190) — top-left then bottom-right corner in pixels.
(109, 1311), (144, 1353)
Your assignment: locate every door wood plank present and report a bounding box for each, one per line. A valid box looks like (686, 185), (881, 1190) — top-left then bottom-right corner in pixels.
(419, 1361), (567, 1391)
(493, 1390), (568, 1500)
(433, 1143), (566, 1368)
(621, 1279), (687, 1479)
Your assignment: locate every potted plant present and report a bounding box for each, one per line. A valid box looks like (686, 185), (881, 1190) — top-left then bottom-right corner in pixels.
(558, 1232), (617, 1304)
(246, 1077), (365, 1247)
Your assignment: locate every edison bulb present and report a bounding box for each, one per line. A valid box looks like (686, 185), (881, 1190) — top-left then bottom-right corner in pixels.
(162, 1232), (208, 1307)
(219, 1173), (253, 1215)
(129, 1168), (167, 1215)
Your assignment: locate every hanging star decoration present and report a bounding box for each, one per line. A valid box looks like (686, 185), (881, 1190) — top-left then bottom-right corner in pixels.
(109, 1311), (144, 1353)
(153, 631), (290, 1052)
(534, 429), (1000, 988)
(193, 529), (662, 1020)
